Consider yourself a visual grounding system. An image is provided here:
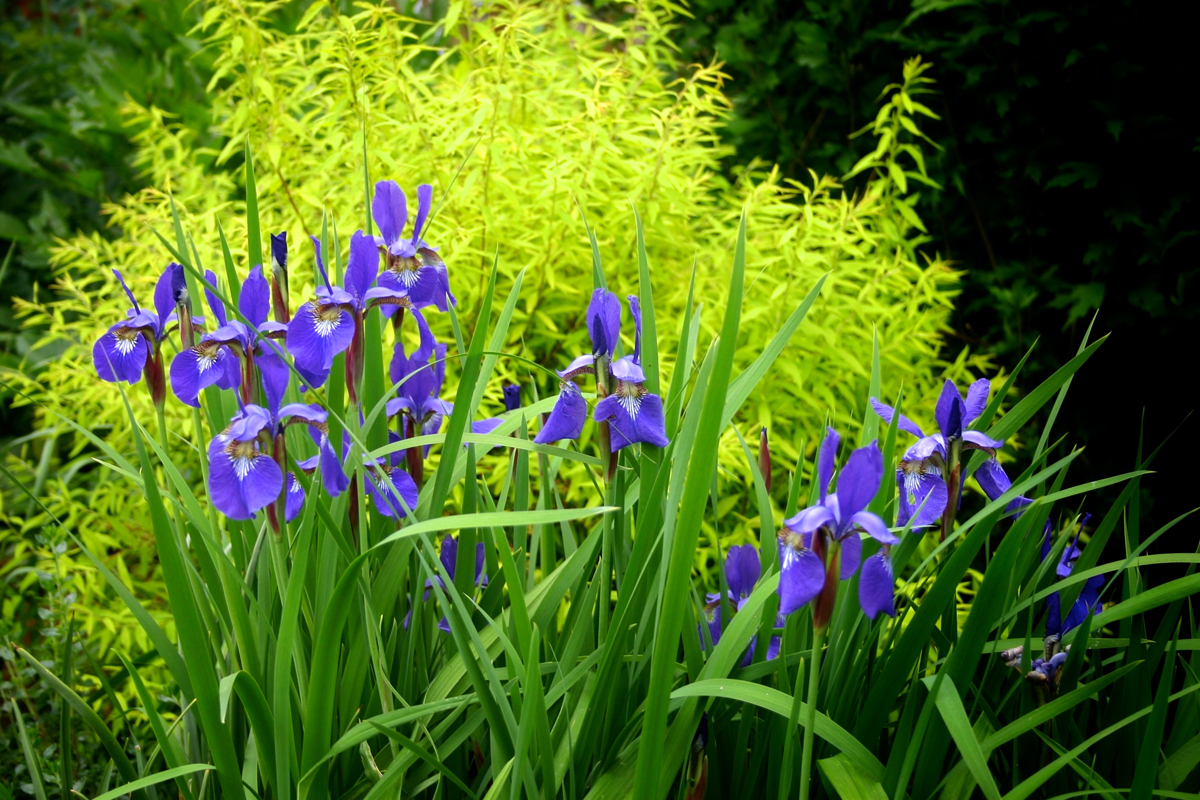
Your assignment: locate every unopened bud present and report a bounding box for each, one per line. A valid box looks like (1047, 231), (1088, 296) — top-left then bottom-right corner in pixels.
(758, 426), (772, 494)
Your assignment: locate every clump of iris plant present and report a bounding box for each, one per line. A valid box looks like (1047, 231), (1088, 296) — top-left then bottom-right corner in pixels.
(776, 428), (899, 627)
(871, 378), (1023, 539)
(1001, 515), (1105, 702)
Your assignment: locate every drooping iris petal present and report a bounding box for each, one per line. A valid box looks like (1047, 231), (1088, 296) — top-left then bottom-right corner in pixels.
(170, 342), (234, 407)
(975, 458), (1032, 516)
(777, 539), (826, 616)
(817, 427), (840, 502)
(344, 229), (380, 306)
(869, 397), (925, 439)
(558, 354), (595, 379)
(257, 348), (290, 412)
(372, 180), (410, 253)
(239, 265), (272, 329)
(411, 250), (454, 311)
(318, 435), (349, 496)
(1062, 574), (1104, 634)
(1044, 589), (1063, 638)
(366, 466), (419, 518)
(587, 288), (621, 358)
(723, 544), (761, 602)
(207, 418), (283, 521)
(470, 418), (506, 452)
(835, 442), (882, 522)
(850, 510), (899, 545)
(859, 551), (897, 619)
(286, 301), (354, 388)
(594, 390), (669, 451)
(962, 430), (1003, 450)
(285, 473), (305, 522)
(896, 467), (948, 528)
(963, 379), (990, 425)
(839, 533), (862, 580)
(93, 322), (149, 384)
(533, 383), (587, 444)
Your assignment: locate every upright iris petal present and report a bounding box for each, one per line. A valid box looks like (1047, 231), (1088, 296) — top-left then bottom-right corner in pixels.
(699, 544), (778, 665)
(503, 383), (521, 412)
(587, 289), (622, 359)
(373, 180), (455, 312)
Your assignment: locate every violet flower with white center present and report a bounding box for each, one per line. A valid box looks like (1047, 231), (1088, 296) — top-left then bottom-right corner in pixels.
(871, 378), (1017, 533)
(372, 180), (456, 313)
(171, 266), (289, 407)
(592, 296), (669, 451)
(287, 230), (420, 392)
(93, 266), (186, 406)
(777, 428), (899, 625)
(207, 399), (330, 521)
(168, 269), (244, 406)
(699, 544), (780, 666)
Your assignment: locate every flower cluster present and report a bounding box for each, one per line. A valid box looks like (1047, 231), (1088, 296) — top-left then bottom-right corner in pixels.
(93, 180), (453, 525)
(534, 289), (669, 453)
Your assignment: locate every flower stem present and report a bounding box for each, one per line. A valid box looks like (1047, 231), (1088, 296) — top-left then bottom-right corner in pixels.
(799, 625), (826, 800)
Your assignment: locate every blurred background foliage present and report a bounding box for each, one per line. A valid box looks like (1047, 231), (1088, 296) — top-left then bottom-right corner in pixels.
(2, 0), (1190, 790)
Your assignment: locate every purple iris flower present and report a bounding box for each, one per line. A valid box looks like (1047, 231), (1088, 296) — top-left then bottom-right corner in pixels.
(470, 383), (523, 448)
(286, 230), (417, 389)
(533, 357), (592, 444)
(372, 180), (456, 313)
(171, 266), (289, 407)
(592, 296), (669, 451)
(871, 378), (1012, 529)
(430, 537), (488, 632)
(93, 266), (182, 397)
(777, 429), (899, 623)
(1042, 516), (1104, 641)
(699, 544), (781, 666)
(386, 334), (451, 446)
(207, 399), (331, 521)
(587, 288), (622, 359)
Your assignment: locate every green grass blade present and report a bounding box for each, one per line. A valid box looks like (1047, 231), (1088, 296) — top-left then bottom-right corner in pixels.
(217, 671), (278, 794)
(245, 142), (263, 270)
(632, 202), (660, 395)
(920, 676), (1002, 800)
(17, 648), (144, 797)
(634, 209), (748, 800)
(819, 754), (889, 800)
(115, 652), (197, 800)
(91, 766), (214, 800)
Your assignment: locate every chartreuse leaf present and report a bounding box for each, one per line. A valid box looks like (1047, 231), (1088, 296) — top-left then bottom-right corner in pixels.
(819, 754), (889, 800)
(634, 210), (748, 800)
(17, 649), (145, 799)
(91, 766), (214, 800)
(374, 507), (617, 549)
(919, 676), (1002, 800)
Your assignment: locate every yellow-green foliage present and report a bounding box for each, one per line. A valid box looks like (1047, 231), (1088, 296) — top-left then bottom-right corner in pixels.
(5, 0), (986, 653)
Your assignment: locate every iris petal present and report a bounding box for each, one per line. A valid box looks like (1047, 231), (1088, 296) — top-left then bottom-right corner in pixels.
(859, 552), (897, 619)
(533, 384), (587, 444)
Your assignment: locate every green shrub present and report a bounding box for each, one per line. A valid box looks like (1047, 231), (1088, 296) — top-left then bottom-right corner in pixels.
(4, 0), (983, 657)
